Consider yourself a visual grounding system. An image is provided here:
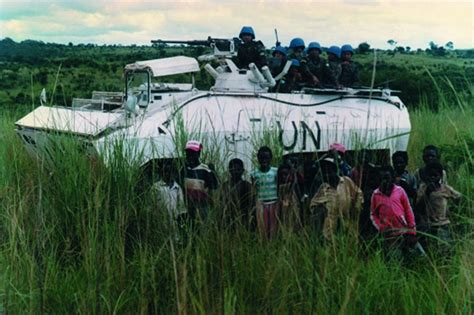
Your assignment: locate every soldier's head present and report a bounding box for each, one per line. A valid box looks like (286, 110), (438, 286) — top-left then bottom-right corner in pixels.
(185, 140), (202, 167)
(272, 46), (287, 60)
(239, 26), (255, 44)
(229, 158), (245, 182)
(392, 151), (409, 174)
(422, 145), (440, 165)
(289, 59), (301, 75)
(257, 146), (273, 172)
(307, 42), (322, 58)
(341, 44), (354, 61)
(289, 38), (305, 56)
(327, 46), (341, 61)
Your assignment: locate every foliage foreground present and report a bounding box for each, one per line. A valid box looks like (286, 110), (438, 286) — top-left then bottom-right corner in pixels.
(0, 102), (473, 314)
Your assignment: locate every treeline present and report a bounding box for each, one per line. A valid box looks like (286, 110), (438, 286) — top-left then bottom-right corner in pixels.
(0, 38), (472, 109)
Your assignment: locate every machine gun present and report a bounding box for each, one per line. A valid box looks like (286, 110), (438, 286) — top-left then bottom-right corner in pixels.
(151, 37), (241, 60)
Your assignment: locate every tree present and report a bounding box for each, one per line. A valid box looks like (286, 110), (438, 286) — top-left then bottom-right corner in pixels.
(396, 46), (405, 53)
(445, 41), (454, 50)
(357, 42), (371, 54)
(387, 39), (397, 48)
(405, 46), (411, 53)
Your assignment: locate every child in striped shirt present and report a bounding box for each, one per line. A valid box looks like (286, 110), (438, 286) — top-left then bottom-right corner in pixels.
(251, 146), (279, 239)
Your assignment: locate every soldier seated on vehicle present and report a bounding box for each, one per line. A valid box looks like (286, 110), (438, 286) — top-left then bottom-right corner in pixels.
(288, 38), (318, 87)
(268, 46), (288, 77)
(279, 59), (304, 93)
(235, 26), (267, 69)
(306, 42), (337, 88)
(326, 46), (342, 89)
(339, 44), (360, 87)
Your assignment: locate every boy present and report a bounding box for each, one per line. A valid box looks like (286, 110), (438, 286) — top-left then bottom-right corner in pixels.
(278, 163), (302, 231)
(310, 158), (362, 242)
(221, 158), (254, 229)
(153, 160), (187, 234)
(415, 145), (447, 187)
(179, 140), (218, 224)
(370, 166), (424, 258)
(251, 146), (279, 239)
(416, 162), (461, 254)
(329, 143), (351, 176)
(392, 151), (417, 204)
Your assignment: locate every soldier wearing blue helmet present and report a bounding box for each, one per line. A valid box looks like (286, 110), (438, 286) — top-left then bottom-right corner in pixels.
(235, 26), (267, 69)
(269, 46), (288, 77)
(280, 59), (304, 93)
(306, 42), (337, 87)
(340, 44), (360, 87)
(327, 46), (342, 88)
(287, 38), (319, 88)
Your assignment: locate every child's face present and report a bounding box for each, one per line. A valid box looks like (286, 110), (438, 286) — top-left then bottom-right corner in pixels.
(229, 163), (244, 181)
(322, 165), (339, 188)
(161, 164), (173, 182)
(278, 168), (291, 184)
(427, 169), (442, 185)
(423, 149), (439, 164)
(392, 156), (407, 173)
(185, 149), (200, 166)
(379, 170), (394, 191)
(258, 151), (272, 171)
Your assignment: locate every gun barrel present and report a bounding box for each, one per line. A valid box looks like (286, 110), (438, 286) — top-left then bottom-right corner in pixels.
(151, 39), (210, 46)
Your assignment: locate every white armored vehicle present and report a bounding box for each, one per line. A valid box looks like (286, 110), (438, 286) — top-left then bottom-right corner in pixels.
(15, 37), (410, 171)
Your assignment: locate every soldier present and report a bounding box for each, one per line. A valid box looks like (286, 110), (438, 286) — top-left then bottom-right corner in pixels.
(280, 59), (304, 93)
(235, 26), (267, 69)
(306, 42), (337, 87)
(288, 38), (318, 87)
(268, 45), (288, 77)
(326, 46), (342, 89)
(339, 44), (360, 87)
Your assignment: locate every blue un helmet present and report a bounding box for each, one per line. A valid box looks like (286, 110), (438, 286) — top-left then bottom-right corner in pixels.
(307, 42), (322, 53)
(239, 26), (255, 39)
(289, 38), (305, 49)
(291, 59), (301, 67)
(327, 45), (341, 58)
(272, 46), (288, 57)
(341, 44), (354, 55)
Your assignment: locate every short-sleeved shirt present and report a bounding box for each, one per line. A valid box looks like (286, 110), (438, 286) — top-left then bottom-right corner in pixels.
(180, 163), (218, 208)
(152, 180), (186, 219)
(251, 167), (278, 202)
(416, 183), (461, 226)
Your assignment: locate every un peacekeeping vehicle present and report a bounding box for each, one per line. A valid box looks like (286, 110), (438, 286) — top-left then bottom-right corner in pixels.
(15, 36), (411, 170)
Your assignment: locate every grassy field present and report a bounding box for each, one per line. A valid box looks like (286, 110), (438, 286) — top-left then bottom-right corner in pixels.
(0, 44), (473, 313)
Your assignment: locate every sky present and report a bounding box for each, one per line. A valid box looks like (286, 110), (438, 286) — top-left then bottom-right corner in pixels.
(0, 0), (473, 49)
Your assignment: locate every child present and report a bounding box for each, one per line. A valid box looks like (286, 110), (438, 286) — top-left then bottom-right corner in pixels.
(152, 160), (187, 232)
(370, 166), (424, 259)
(392, 151), (417, 204)
(278, 163), (302, 231)
(251, 146), (279, 239)
(221, 158), (254, 230)
(179, 140), (218, 223)
(415, 145), (448, 187)
(416, 162), (461, 255)
(310, 158), (362, 242)
(329, 143), (352, 176)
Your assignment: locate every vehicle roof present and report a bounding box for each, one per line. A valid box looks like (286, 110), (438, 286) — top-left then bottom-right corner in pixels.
(125, 56), (200, 77)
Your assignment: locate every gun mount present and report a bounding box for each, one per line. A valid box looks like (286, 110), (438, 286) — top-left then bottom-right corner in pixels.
(152, 37), (241, 61)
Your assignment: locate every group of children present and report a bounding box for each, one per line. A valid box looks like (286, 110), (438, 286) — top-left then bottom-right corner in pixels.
(154, 140), (461, 259)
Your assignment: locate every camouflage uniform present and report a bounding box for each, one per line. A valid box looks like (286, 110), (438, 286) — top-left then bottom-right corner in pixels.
(306, 56), (337, 87)
(288, 53), (317, 87)
(235, 40), (267, 69)
(328, 61), (341, 87)
(268, 57), (287, 77)
(339, 61), (360, 87)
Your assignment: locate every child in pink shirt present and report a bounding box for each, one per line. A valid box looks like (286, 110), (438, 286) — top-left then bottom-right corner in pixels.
(371, 166), (424, 258)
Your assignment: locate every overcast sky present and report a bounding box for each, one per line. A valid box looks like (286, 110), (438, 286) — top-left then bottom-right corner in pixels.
(1, 0), (472, 49)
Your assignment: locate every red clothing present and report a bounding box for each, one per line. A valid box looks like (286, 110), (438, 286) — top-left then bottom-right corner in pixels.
(370, 185), (416, 236)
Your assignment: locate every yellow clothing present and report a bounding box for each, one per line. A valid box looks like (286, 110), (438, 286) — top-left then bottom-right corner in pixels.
(310, 176), (363, 241)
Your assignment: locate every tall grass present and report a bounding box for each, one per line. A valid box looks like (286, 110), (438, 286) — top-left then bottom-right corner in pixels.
(0, 91), (473, 314)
